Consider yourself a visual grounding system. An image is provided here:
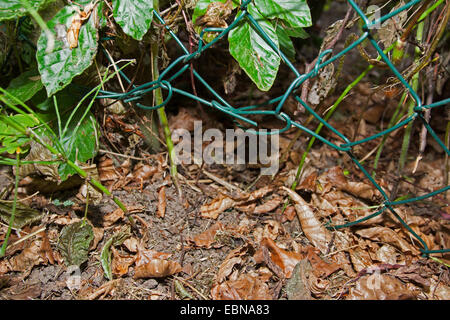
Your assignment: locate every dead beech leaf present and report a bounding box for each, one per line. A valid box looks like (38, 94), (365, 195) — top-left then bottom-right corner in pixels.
(201, 186), (274, 219)
(157, 186), (166, 218)
(103, 208), (124, 227)
(281, 205), (296, 222)
(98, 156), (120, 182)
(283, 187), (332, 254)
(103, 205), (144, 227)
(348, 246), (374, 273)
(211, 274), (272, 300)
(347, 274), (418, 300)
(320, 166), (382, 201)
(123, 237), (139, 253)
(356, 227), (420, 255)
(135, 249), (172, 266)
(134, 259), (182, 279)
(201, 196), (236, 219)
(254, 197), (282, 214)
(216, 244), (251, 283)
(303, 247), (340, 278)
(5, 239), (50, 274)
(111, 247), (135, 277)
(188, 222), (224, 248)
(90, 226), (104, 251)
(376, 245), (400, 264)
(257, 237), (303, 279)
(133, 163), (158, 182)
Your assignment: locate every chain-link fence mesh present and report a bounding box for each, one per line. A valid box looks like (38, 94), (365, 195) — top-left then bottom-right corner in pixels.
(95, 0), (449, 256)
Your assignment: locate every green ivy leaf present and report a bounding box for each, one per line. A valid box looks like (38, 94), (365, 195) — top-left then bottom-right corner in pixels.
(254, 0), (312, 29)
(0, 0), (52, 21)
(275, 24), (295, 60)
(36, 6), (99, 96)
(112, 0), (153, 41)
(228, 4), (280, 91)
(57, 221), (94, 267)
(2, 69), (43, 105)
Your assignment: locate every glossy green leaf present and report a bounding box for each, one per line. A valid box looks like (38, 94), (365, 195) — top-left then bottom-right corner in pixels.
(254, 0), (312, 29)
(228, 4), (280, 91)
(36, 6), (99, 96)
(2, 69), (43, 105)
(112, 0), (153, 41)
(57, 221), (94, 267)
(0, 0), (51, 21)
(275, 24), (295, 60)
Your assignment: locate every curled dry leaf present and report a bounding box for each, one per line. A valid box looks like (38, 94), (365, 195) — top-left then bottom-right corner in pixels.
(281, 205), (296, 222)
(201, 196), (236, 219)
(103, 205), (144, 227)
(216, 244), (251, 283)
(111, 247), (135, 277)
(157, 186), (166, 218)
(303, 247), (340, 278)
(134, 259), (182, 279)
(134, 249), (182, 279)
(201, 186), (274, 219)
(188, 222), (224, 249)
(1, 235), (54, 275)
(356, 227), (420, 255)
(123, 237), (139, 253)
(211, 274), (272, 300)
(283, 187), (332, 254)
(98, 155), (120, 182)
(347, 274), (418, 300)
(256, 237), (303, 279)
(320, 166), (382, 201)
(254, 197), (282, 214)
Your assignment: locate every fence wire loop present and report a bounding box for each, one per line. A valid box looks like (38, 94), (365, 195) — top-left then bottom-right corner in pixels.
(92, 0), (450, 256)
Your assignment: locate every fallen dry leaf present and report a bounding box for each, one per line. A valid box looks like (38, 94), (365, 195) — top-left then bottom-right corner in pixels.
(134, 249), (182, 279)
(320, 166), (383, 201)
(216, 244), (251, 283)
(254, 197), (282, 214)
(2, 237), (53, 275)
(211, 274), (272, 300)
(255, 237), (303, 279)
(111, 247), (136, 277)
(201, 186), (274, 219)
(303, 246), (341, 278)
(356, 227), (420, 255)
(347, 274), (419, 300)
(201, 196), (236, 219)
(98, 155), (120, 182)
(188, 222), (224, 248)
(103, 205), (144, 227)
(157, 186), (166, 218)
(281, 205), (296, 222)
(283, 187), (332, 254)
(123, 237), (139, 253)
(134, 259), (182, 279)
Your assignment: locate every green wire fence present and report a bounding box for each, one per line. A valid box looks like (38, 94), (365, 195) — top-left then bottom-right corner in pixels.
(95, 0), (450, 256)
(10, 0), (449, 256)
